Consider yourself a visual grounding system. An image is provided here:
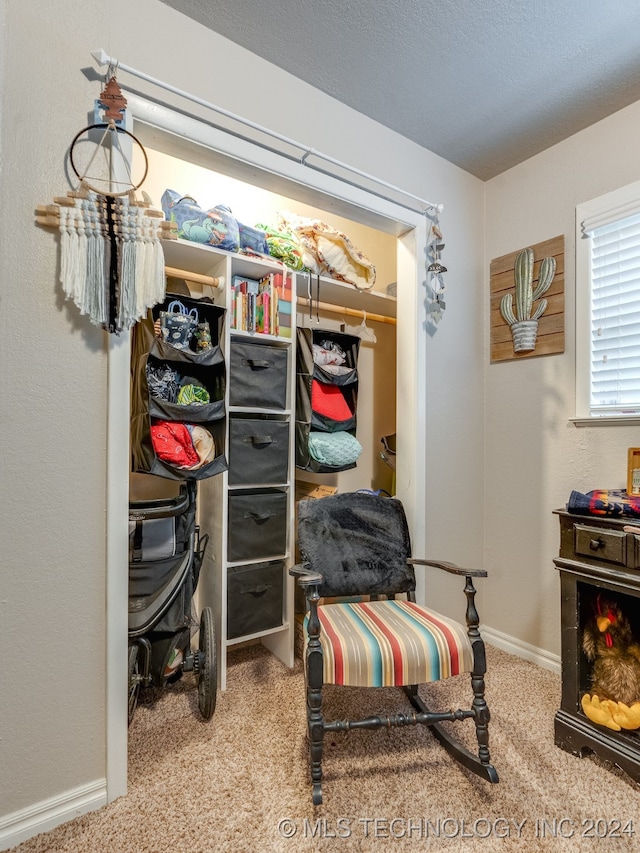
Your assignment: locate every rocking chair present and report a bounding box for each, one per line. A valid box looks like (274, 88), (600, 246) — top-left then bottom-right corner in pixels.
(292, 491), (498, 804)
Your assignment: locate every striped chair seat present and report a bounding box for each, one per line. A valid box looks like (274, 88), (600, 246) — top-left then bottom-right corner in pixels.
(306, 598), (473, 687)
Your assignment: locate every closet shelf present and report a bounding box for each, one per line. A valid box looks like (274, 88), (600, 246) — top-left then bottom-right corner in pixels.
(162, 238), (397, 318)
(230, 330), (291, 346)
(162, 239), (234, 277)
(163, 238), (295, 281)
(226, 620), (291, 646)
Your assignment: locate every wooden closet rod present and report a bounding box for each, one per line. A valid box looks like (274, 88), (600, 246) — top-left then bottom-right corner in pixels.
(165, 265), (224, 289)
(165, 264), (396, 325)
(297, 297), (396, 325)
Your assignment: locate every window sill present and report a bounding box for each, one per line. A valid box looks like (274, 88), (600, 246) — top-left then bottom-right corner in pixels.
(570, 416), (640, 427)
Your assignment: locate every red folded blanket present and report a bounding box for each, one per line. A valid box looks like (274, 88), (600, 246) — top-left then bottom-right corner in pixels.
(567, 489), (640, 519)
(150, 421), (199, 468)
(311, 379), (352, 422)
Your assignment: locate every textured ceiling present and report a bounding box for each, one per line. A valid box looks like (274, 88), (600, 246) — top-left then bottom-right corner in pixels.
(158, 0), (640, 180)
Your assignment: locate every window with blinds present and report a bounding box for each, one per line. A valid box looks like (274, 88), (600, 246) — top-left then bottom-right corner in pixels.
(576, 181), (640, 420)
(589, 212), (640, 415)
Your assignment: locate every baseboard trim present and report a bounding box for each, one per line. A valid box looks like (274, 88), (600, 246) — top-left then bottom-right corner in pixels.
(0, 779), (107, 851)
(482, 625), (561, 675)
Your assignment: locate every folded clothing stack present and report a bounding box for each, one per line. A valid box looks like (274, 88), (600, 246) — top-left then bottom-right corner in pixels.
(146, 362), (210, 406)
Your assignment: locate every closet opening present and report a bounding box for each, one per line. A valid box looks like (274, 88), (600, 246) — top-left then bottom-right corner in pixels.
(137, 140), (399, 490)
(108, 100), (428, 800)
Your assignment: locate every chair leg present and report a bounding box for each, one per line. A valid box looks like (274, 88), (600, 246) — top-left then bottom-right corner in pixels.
(465, 574), (498, 781)
(306, 597), (324, 805)
(404, 686), (498, 782)
(401, 576), (499, 784)
(307, 692), (324, 805)
(470, 640), (493, 769)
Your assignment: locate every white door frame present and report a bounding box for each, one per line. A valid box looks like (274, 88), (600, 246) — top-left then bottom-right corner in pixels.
(106, 95), (429, 799)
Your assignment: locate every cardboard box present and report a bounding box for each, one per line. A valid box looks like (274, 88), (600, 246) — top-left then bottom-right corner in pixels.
(295, 480), (338, 503)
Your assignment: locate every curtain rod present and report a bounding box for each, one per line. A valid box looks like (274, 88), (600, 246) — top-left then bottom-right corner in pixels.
(91, 49), (443, 217)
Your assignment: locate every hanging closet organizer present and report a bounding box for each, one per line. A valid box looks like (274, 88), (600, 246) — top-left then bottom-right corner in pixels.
(130, 292), (228, 481)
(295, 327), (361, 473)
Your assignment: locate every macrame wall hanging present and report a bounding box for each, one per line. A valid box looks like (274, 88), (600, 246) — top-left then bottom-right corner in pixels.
(36, 72), (175, 333)
(426, 210), (447, 324)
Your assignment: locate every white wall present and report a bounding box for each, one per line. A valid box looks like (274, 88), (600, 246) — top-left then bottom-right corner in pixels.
(484, 100), (640, 657)
(0, 0), (485, 841)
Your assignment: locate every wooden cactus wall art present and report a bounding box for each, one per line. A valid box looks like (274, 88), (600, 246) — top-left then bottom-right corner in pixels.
(500, 248), (555, 351)
(490, 235), (564, 362)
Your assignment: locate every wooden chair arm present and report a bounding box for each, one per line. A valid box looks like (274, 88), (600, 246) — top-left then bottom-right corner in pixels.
(289, 564), (324, 587)
(408, 558), (487, 578)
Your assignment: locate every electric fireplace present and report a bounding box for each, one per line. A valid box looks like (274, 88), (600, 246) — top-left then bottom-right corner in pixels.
(554, 510), (640, 780)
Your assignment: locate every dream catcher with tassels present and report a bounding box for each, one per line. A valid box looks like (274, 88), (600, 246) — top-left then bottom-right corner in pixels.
(36, 71), (175, 333)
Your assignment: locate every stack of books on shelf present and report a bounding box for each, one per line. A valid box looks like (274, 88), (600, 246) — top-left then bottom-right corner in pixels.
(231, 272), (292, 337)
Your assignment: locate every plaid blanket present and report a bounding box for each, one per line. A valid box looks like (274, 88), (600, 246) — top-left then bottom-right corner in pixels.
(567, 489), (640, 519)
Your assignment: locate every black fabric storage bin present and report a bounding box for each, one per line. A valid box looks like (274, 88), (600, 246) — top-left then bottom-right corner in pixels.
(228, 418), (289, 485)
(229, 340), (288, 409)
(227, 560), (284, 639)
(227, 489), (287, 562)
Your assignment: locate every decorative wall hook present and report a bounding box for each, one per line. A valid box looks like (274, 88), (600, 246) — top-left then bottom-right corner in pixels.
(98, 75), (127, 123)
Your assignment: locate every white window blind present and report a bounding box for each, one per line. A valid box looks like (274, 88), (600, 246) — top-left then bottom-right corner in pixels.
(584, 210), (640, 417)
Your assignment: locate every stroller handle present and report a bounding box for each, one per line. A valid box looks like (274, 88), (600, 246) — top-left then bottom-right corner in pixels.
(129, 482), (194, 521)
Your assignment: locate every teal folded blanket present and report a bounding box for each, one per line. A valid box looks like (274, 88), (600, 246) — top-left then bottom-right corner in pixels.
(308, 431), (362, 468)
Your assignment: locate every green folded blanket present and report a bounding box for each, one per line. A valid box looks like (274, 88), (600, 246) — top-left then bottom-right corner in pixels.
(255, 223), (306, 270)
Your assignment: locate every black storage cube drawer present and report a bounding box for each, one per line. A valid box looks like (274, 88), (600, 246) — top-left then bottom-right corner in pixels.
(227, 560), (284, 639)
(228, 418), (289, 485)
(227, 489), (287, 562)
(229, 341), (288, 409)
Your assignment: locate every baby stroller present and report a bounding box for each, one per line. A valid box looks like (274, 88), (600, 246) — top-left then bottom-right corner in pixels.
(128, 479), (216, 723)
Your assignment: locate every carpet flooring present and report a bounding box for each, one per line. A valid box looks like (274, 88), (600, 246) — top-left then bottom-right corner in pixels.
(9, 644), (640, 852)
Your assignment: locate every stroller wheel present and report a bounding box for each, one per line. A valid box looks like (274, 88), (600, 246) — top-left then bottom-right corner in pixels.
(128, 644), (141, 726)
(197, 607), (217, 719)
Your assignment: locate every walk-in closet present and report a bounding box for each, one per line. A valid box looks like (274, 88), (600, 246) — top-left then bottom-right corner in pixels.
(130, 140), (402, 688)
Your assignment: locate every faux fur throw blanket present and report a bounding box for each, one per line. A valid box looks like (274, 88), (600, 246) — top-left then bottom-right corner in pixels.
(567, 489), (640, 519)
(297, 492), (415, 597)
